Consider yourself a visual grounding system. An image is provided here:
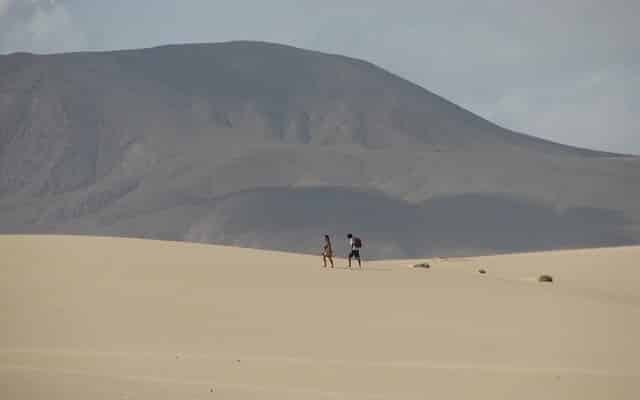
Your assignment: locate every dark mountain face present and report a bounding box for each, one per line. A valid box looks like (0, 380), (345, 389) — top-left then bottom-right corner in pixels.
(184, 187), (634, 258)
(1, 41), (638, 258)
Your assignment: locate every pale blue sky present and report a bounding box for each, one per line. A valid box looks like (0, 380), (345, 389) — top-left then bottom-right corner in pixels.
(1, 0), (638, 154)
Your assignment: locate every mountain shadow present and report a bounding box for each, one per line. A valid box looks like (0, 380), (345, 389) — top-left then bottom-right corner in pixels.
(184, 187), (635, 259)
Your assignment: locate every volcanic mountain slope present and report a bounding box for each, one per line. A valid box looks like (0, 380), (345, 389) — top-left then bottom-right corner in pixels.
(0, 41), (638, 258)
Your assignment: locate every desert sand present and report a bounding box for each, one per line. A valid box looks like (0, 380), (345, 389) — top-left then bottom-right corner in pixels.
(1, 235), (639, 399)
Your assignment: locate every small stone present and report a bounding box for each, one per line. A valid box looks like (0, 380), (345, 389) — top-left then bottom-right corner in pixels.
(478, 268), (487, 274)
(413, 263), (430, 269)
(538, 275), (553, 283)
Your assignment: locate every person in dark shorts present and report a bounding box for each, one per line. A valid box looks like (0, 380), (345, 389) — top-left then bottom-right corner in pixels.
(347, 233), (362, 269)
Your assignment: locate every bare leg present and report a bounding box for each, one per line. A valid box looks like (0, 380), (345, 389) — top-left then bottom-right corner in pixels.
(329, 256), (334, 268)
(348, 254), (352, 268)
(322, 255), (327, 267)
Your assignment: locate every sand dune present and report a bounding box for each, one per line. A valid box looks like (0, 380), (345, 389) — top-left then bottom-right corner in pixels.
(2, 235), (639, 399)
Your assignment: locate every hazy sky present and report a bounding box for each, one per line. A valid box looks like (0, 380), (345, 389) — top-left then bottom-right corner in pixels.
(1, 0), (638, 154)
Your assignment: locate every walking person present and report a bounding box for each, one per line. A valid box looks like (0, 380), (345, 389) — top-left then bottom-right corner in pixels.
(347, 233), (362, 269)
(322, 234), (334, 268)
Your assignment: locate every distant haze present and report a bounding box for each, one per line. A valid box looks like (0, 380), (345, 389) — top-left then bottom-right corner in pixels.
(0, 0), (638, 155)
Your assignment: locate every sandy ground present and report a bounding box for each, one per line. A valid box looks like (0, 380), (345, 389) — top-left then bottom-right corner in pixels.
(1, 235), (639, 399)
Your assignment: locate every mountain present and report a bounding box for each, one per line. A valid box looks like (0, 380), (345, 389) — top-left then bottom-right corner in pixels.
(1, 41), (638, 258)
